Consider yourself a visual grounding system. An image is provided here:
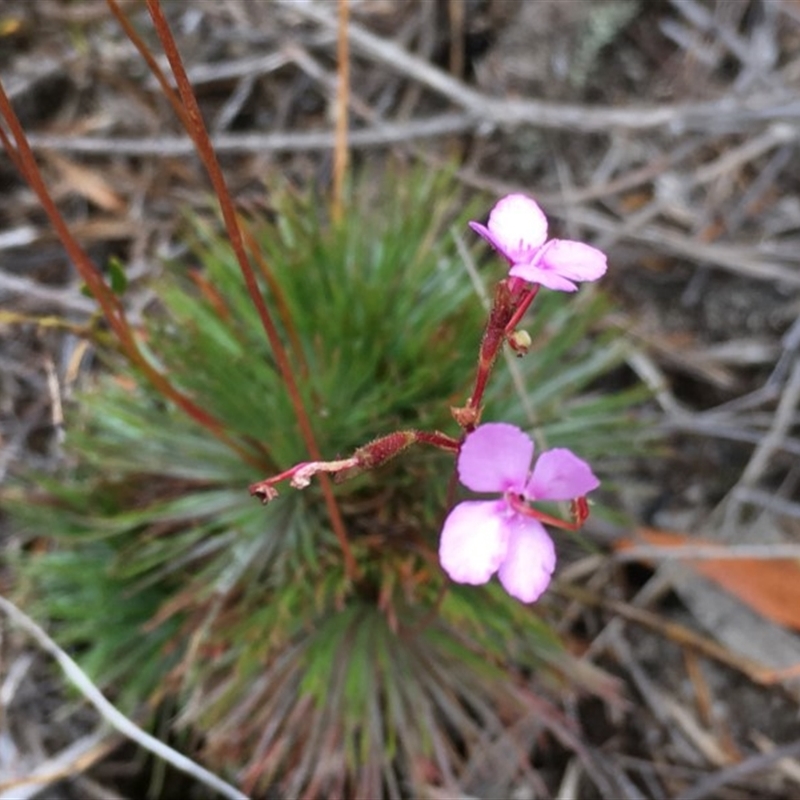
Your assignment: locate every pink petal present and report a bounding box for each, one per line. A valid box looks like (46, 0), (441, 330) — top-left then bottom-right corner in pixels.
(468, 221), (512, 262)
(470, 194), (548, 264)
(439, 500), (510, 585)
(525, 448), (600, 501)
(538, 239), (607, 283)
(497, 519), (555, 603)
(458, 423), (534, 493)
(508, 261), (579, 292)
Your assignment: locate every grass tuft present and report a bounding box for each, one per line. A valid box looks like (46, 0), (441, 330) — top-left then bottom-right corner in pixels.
(11, 167), (647, 795)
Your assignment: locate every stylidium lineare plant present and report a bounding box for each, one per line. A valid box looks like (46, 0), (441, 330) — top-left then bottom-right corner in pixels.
(250, 192), (607, 604)
(0, 5), (642, 793)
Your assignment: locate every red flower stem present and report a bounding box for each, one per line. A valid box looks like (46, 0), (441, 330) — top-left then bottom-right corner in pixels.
(507, 494), (591, 531)
(503, 285), (539, 336)
(144, 0), (357, 579)
(412, 431), (461, 452)
(240, 219), (311, 383)
(250, 429), (460, 501)
(464, 278), (533, 426)
(0, 79), (266, 470)
(460, 281), (541, 431)
(105, 0), (189, 129)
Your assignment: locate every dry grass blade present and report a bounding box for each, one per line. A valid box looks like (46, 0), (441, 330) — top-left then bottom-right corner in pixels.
(0, 594), (248, 800)
(678, 739), (800, 800)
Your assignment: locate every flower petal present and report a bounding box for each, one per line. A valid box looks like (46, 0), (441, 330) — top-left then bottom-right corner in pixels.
(458, 422), (534, 493)
(538, 239), (607, 283)
(439, 500), (510, 585)
(468, 221), (511, 261)
(508, 261), (579, 291)
(470, 194), (548, 264)
(525, 448), (600, 501)
(497, 518), (555, 603)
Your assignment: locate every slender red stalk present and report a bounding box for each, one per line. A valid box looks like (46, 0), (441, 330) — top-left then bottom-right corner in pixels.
(144, 0), (357, 579)
(240, 219), (310, 382)
(459, 280), (514, 428)
(503, 285), (539, 335)
(105, 0), (189, 129)
(0, 80), (265, 469)
(507, 493), (592, 531)
(456, 280), (541, 431)
(249, 429), (460, 501)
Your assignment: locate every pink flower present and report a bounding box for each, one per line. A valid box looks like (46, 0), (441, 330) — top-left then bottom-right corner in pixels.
(439, 423), (599, 603)
(469, 193), (607, 292)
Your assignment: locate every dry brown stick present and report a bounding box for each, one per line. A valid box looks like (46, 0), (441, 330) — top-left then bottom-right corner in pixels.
(568, 207), (800, 287)
(0, 594), (248, 800)
(615, 543), (800, 562)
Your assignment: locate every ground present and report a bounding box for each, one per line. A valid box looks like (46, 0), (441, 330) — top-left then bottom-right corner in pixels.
(1, 1), (799, 798)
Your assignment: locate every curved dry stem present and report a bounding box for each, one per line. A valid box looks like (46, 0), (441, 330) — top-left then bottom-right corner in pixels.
(105, 0), (189, 130)
(239, 218), (311, 383)
(144, 0), (356, 579)
(0, 593), (248, 800)
(0, 80), (262, 469)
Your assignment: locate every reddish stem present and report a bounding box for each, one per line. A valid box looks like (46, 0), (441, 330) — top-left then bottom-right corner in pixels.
(145, 0), (356, 579)
(105, 0), (189, 129)
(250, 429), (460, 502)
(0, 79), (264, 469)
(240, 220), (311, 383)
(459, 279), (541, 432)
(503, 285), (539, 336)
(507, 493), (591, 531)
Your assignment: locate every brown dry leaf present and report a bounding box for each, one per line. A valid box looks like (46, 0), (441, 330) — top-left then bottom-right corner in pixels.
(70, 218), (139, 241)
(617, 528), (800, 632)
(618, 190), (652, 213)
(45, 151), (126, 213)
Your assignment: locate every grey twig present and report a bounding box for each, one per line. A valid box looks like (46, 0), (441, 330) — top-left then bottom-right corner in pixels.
(279, 0), (800, 133)
(678, 738), (800, 800)
(25, 113), (479, 155)
(0, 594), (249, 800)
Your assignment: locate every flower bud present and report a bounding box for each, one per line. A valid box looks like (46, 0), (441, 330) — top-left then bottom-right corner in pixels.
(507, 329), (532, 356)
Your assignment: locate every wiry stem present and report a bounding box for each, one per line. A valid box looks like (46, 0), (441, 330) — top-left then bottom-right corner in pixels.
(250, 429), (460, 502)
(240, 218), (311, 382)
(105, 0), (189, 129)
(144, 0), (357, 579)
(0, 80), (262, 470)
(507, 493), (591, 531)
(453, 277), (540, 432)
(452, 278), (531, 430)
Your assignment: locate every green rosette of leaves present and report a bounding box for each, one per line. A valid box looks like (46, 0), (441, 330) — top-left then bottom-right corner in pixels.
(10, 169), (646, 798)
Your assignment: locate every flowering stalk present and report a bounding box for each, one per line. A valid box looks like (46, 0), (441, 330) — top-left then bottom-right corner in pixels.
(452, 278), (539, 431)
(250, 430), (460, 502)
(0, 79), (266, 470)
(143, 0), (357, 579)
(250, 192), (608, 603)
